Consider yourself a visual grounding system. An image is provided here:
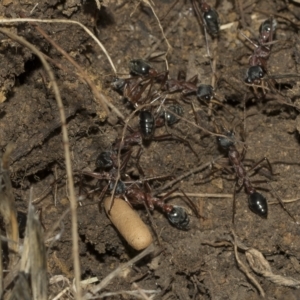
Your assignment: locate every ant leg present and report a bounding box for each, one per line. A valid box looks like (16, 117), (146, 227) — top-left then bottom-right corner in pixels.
(153, 134), (198, 159)
(135, 147), (173, 188)
(119, 150), (132, 171)
(269, 183), (298, 224)
(180, 189), (201, 219)
(239, 30), (258, 48)
(247, 157), (276, 177)
(251, 181), (298, 223)
(232, 182), (244, 224)
(135, 146), (145, 176)
(97, 181), (111, 212)
(240, 145), (247, 161)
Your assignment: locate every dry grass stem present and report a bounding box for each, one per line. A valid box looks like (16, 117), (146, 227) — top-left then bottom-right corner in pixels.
(246, 249), (300, 288)
(94, 0), (101, 10)
(142, 0), (172, 55)
(232, 231), (265, 297)
(0, 18), (116, 74)
(0, 28), (82, 299)
(27, 202), (47, 300)
(32, 23), (124, 118)
(98, 289), (159, 299)
(0, 145), (19, 267)
(108, 102), (159, 212)
(158, 192), (232, 198)
(84, 243), (156, 298)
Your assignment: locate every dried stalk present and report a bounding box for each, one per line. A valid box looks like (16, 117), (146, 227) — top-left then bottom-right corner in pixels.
(0, 29), (82, 299)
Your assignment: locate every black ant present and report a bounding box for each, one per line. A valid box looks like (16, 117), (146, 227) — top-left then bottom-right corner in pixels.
(217, 130), (273, 220)
(82, 152), (191, 230)
(139, 103), (184, 139)
(191, 0), (220, 37)
(122, 182), (190, 230)
(243, 18), (277, 85)
(111, 103), (197, 157)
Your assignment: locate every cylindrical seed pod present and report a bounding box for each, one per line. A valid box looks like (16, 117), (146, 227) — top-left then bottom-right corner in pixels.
(104, 197), (153, 251)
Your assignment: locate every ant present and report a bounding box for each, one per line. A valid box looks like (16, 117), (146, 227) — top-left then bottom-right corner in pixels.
(82, 151), (191, 230)
(162, 70), (215, 103)
(139, 102), (185, 139)
(217, 130), (274, 221)
(121, 182), (190, 230)
(243, 18), (277, 86)
(135, 111), (199, 154)
(191, 0), (220, 37)
(111, 102), (197, 157)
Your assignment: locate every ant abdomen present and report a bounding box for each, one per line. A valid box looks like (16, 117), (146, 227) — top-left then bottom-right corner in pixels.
(197, 84), (214, 101)
(248, 192), (268, 218)
(167, 206), (190, 230)
(163, 104), (184, 125)
(203, 9), (220, 37)
(139, 110), (155, 140)
(96, 151), (114, 169)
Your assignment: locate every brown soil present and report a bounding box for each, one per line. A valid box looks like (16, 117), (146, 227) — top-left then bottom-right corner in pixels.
(2, 0), (300, 299)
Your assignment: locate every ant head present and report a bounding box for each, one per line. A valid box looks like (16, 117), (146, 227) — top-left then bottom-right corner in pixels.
(245, 66), (264, 84)
(259, 18), (277, 43)
(217, 131), (235, 149)
(248, 192), (268, 218)
(129, 59), (151, 76)
(109, 180), (126, 195)
(197, 84), (214, 101)
(167, 206), (190, 230)
(96, 151), (114, 169)
(111, 77), (126, 91)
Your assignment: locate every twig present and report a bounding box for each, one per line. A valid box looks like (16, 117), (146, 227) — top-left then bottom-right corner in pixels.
(32, 23), (124, 118)
(235, 0), (247, 29)
(98, 289), (160, 299)
(84, 244), (156, 298)
(0, 28), (82, 299)
(109, 101), (157, 212)
(132, 282), (153, 300)
(153, 155), (224, 195)
(144, 9), (187, 60)
(0, 18), (116, 74)
(143, 0), (171, 54)
(158, 192), (232, 198)
(269, 197), (300, 204)
(232, 230), (265, 297)
(246, 248), (300, 288)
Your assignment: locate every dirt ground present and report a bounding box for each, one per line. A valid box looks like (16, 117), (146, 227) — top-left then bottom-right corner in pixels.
(2, 0), (300, 299)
